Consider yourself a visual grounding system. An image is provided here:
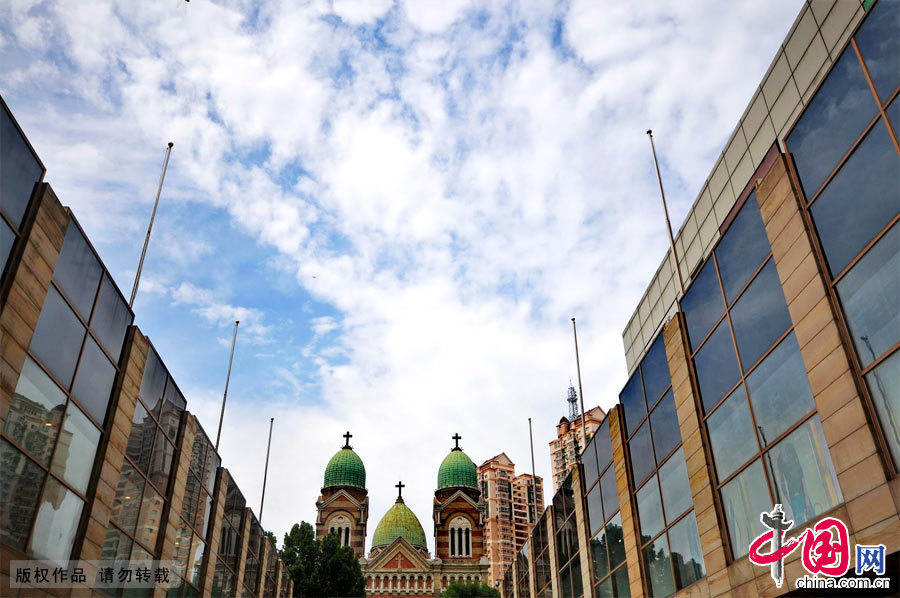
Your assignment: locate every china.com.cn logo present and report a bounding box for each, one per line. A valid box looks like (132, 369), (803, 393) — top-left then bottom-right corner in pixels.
(748, 505), (886, 589)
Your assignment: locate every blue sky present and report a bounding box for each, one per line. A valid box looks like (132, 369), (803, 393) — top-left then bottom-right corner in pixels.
(1, 0), (803, 549)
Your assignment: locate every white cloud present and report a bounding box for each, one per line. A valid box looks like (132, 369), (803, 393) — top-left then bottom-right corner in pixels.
(1, 0), (805, 550)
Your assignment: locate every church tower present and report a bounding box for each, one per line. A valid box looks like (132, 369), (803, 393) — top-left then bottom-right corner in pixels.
(315, 431), (368, 558)
(433, 434), (486, 564)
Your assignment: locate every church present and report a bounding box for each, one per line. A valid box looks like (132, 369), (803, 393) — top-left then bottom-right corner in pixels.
(315, 432), (491, 596)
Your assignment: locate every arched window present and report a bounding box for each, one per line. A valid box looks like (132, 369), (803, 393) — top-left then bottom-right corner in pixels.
(449, 516), (472, 557)
(328, 514), (352, 547)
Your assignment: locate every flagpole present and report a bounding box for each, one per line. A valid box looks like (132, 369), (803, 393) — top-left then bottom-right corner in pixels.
(647, 130), (685, 295)
(571, 318), (587, 458)
(260, 417), (274, 524)
(215, 320), (240, 451)
(130, 142), (173, 309)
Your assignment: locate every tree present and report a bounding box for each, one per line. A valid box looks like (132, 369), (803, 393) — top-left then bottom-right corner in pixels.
(264, 530), (278, 548)
(279, 522), (365, 597)
(442, 581), (501, 598)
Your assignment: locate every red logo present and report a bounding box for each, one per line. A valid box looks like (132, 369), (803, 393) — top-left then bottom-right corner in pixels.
(749, 513), (850, 580)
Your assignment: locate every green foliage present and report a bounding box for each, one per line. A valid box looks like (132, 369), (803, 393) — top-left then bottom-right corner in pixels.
(264, 530), (278, 548)
(279, 522), (365, 597)
(442, 581), (501, 598)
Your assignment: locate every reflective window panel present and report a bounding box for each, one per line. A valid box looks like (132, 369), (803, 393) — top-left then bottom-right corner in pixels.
(668, 511), (706, 589)
(620, 373), (646, 437)
(642, 335), (671, 407)
(600, 465), (619, 522)
(649, 391), (681, 462)
(693, 320), (740, 412)
(854, 0), (900, 101)
(28, 476), (84, 565)
(706, 387), (757, 480)
(715, 195), (770, 303)
(91, 276), (132, 360)
(729, 260), (791, 369)
(746, 332), (815, 446)
(629, 421), (656, 486)
(0, 104), (43, 227)
(720, 460), (770, 558)
(0, 439), (45, 550)
(810, 121), (900, 276)
(71, 335), (116, 425)
(765, 416), (843, 527)
(4, 357), (66, 466)
(606, 513), (626, 570)
(787, 45), (877, 198)
(681, 259), (724, 350)
(636, 476), (664, 542)
(30, 285), (86, 389)
(836, 224), (899, 368)
(658, 449), (692, 524)
(50, 403), (101, 494)
(53, 224), (102, 319)
(643, 535), (676, 598)
(865, 350), (900, 465)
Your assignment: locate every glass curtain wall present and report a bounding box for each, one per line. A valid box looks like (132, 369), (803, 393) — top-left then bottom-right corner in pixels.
(1, 218), (132, 566)
(214, 476), (246, 598)
(553, 472), (583, 598)
(620, 334), (706, 597)
(583, 417), (630, 598)
(682, 191), (842, 559)
(786, 0), (900, 469)
(0, 97), (44, 280)
(516, 540), (531, 598)
(103, 344), (182, 596)
(532, 509), (552, 598)
(242, 514), (263, 598)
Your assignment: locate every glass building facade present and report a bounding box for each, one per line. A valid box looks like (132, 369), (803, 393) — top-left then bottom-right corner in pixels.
(501, 2), (898, 597)
(0, 99), (291, 597)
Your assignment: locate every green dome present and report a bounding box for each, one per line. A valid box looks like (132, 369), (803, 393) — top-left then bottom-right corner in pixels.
(372, 499), (427, 549)
(437, 449), (477, 489)
(323, 448), (366, 488)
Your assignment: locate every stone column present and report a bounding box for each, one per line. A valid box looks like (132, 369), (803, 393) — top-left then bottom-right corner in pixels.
(200, 467), (229, 597)
(607, 407), (645, 598)
(663, 316), (731, 597)
(233, 508), (252, 593)
(544, 505), (560, 598)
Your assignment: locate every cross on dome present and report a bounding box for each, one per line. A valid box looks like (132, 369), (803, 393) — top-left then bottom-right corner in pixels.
(343, 431), (352, 449)
(452, 433), (462, 451)
(396, 480), (405, 500)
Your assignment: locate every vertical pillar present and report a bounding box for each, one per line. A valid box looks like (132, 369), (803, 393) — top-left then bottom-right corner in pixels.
(570, 467), (594, 594)
(607, 407), (645, 598)
(545, 506), (561, 598)
(200, 468), (229, 597)
(233, 508), (252, 594)
(663, 316), (730, 597)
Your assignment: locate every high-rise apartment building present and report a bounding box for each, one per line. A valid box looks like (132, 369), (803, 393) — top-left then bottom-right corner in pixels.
(0, 96), (292, 598)
(477, 453), (544, 589)
(502, 2), (899, 597)
(549, 399), (606, 491)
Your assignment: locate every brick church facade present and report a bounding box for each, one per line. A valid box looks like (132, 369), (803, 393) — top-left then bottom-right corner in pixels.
(315, 433), (490, 596)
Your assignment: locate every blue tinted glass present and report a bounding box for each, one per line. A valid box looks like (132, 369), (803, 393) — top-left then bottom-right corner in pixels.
(837, 224), (899, 368)
(668, 512), (706, 589)
(788, 46), (877, 198)
(706, 387), (757, 480)
(620, 373), (646, 437)
(747, 332), (815, 445)
(91, 276), (132, 360)
(1, 106), (42, 228)
(693, 321), (740, 412)
(765, 416), (842, 526)
(658, 448), (692, 523)
(810, 121), (900, 276)
(681, 259), (724, 350)
(587, 483), (604, 534)
(54, 224), (102, 319)
(71, 336), (116, 425)
(855, 0), (900, 102)
(642, 334), (671, 407)
(715, 195), (770, 303)
(582, 435), (600, 488)
(643, 535), (675, 598)
(30, 285), (86, 388)
(600, 465), (619, 521)
(636, 476), (664, 542)
(730, 260), (791, 368)
(650, 390), (680, 463)
(889, 98), (900, 137)
(596, 419), (613, 471)
(630, 421), (656, 486)
(721, 460), (770, 558)
(1, 219), (14, 275)
(865, 350), (900, 465)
